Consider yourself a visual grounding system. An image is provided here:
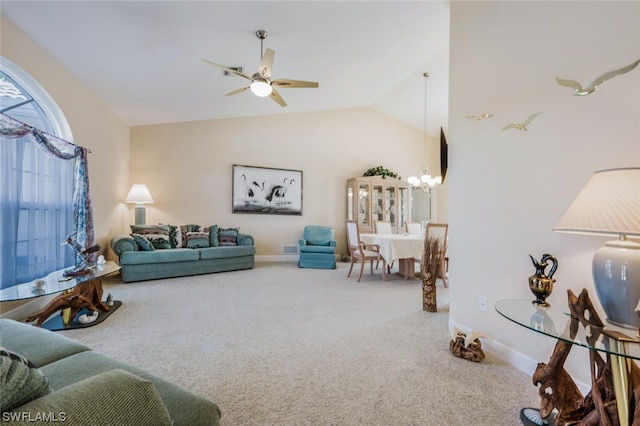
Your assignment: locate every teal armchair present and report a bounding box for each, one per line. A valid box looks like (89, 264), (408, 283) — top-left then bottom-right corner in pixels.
(298, 226), (337, 269)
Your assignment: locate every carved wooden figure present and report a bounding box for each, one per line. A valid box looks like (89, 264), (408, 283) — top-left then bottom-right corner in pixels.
(449, 332), (486, 363)
(532, 289), (640, 426)
(25, 277), (109, 327)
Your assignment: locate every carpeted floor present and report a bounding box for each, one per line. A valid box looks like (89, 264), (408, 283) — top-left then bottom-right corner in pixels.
(60, 262), (539, 425)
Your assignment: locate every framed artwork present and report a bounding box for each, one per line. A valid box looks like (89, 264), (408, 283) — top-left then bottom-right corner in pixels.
(232, 164), (303, 215)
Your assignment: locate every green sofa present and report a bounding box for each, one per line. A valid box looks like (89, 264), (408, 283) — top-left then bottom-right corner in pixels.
(111, 230), (255, 283)
(0, 319), (221, 425)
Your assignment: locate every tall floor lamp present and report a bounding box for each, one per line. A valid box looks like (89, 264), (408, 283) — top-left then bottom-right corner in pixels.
(125, 184), (154, 226)
(554, 167), (640, 328)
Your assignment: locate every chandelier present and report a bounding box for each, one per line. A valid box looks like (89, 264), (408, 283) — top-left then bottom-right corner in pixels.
(408, 166), (442, 191)
(408, 72), (442, 192)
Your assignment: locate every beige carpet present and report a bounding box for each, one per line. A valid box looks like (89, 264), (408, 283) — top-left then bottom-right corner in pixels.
(60, 262), (539, 425)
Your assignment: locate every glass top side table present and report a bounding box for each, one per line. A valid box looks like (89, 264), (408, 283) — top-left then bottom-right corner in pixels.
(2, 262), (122, 330)
(495, 298), (640, 360)
(0, 261), (121, 302)
(496, 294), (639, 426)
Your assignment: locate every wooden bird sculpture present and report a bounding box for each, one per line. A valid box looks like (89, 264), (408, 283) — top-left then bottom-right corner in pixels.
(556, 58), (640, 96)
(466, 113), (493, 121)
(502, 111), (543, 131)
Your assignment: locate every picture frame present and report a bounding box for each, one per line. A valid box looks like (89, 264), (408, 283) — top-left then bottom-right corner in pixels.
(232, 164), (303, 215)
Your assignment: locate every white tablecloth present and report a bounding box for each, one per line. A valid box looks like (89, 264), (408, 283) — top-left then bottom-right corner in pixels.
(359, 233), (424, 262)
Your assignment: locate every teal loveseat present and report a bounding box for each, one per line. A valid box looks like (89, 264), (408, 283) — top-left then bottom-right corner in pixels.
(0, 319), (221, 425)
(110, 225), (255, 283)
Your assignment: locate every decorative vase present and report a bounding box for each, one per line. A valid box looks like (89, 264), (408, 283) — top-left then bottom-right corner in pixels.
(528, 254), (558, 307)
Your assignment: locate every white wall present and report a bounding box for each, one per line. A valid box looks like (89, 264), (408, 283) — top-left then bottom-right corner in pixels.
(129, 108), (441, 256)
(449, 1), (640, 385)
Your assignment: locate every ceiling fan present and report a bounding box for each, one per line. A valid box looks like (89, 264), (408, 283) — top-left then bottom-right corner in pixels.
(202, 30), (319, 107)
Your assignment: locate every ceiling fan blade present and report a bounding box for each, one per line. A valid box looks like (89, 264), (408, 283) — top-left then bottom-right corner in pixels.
(259, 48), (275, 79)
(201, 59), (252, 80)
(269, 88), (287, 107)
(272, 78), (319, 89)
(225, 86), (250, 96)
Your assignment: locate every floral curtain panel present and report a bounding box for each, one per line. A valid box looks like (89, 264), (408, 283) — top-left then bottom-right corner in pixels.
(0, 113), (95, 286)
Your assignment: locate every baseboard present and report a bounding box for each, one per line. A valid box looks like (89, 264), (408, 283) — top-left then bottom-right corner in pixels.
(256, 254), (344, 263)
(448, 319), (590, 395)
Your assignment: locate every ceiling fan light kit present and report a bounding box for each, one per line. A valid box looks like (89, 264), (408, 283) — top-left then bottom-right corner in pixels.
(250, 80), (272, 97)
(202, 29), (318, 107)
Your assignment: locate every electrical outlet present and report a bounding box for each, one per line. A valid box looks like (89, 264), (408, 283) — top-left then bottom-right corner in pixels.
(479, 296), (488, 312)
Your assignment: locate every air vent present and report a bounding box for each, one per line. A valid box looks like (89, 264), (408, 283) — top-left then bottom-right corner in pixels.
(282, 245), (299, 255)
(223, 67), (243, 76)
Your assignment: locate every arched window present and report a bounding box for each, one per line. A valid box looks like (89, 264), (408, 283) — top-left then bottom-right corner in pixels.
(1, 58), (72, 139)
(1, 58), (75, 288)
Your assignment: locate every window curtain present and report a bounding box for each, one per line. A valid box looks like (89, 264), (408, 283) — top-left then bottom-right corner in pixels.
(0, 113), (95, 288)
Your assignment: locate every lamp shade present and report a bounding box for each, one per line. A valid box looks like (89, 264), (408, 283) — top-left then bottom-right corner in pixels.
(554, 167), (640, 328)
(125, 184), (154, 205)
(554, 168), (640, 237)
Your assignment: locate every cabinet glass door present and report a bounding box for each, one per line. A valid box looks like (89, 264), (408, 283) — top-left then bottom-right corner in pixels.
(358, 183), (370, 227)
(385, 186), (396, 228)
(347, 186), (354, 220)
(372, 185), (384, 224)
(398, 187), (409, 230)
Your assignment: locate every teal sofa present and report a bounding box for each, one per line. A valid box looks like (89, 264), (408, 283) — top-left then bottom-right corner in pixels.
(0, 319), (221, 425)
(111, 232), (255, 283)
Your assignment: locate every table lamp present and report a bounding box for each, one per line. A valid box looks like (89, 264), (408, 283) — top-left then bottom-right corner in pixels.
(125, 184), (154, 225)
(554, 167), (640, 328)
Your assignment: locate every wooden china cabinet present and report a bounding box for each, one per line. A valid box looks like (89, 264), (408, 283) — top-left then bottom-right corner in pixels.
(346, 176), (411, 234)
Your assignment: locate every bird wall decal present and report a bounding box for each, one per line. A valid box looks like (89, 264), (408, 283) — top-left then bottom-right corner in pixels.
(502, 111), (543, 131)
(556, 58), (640, 96)
(466, 113), (494, 120)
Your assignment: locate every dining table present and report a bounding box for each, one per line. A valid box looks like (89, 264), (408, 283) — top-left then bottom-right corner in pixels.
(359, 233), (425, 280)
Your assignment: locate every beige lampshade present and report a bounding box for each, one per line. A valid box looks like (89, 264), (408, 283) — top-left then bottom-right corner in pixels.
(554, 168), (640, 237)
(125, 184), (154, 205)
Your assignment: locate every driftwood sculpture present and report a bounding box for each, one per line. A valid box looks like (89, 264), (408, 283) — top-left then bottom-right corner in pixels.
(25, 277), (109, 327)
(532, 289), (640, 426)
(449, 332), (486, 362)
(421, 236), (444, 312)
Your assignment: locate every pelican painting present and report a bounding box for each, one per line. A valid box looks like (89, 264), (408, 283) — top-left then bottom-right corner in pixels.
(232, 165), (302, 215)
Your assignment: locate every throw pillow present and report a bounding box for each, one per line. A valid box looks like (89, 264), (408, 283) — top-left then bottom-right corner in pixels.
(130, 225), (171, 249)
(0, 348), (34, 368)
(218, 227), (239, 246)
(132, 234), (155, 251)
(186, 232), (210, 249)
(167, 225), (183, 249)
(180, 224), (202, 247)
(208, 225), (219, 247)
(0, 348), (52, 412)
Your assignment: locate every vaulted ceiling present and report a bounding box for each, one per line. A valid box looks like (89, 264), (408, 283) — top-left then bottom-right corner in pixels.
(1, 1), (450, 136)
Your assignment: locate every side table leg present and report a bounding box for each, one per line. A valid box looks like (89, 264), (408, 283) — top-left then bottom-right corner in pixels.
(604, 330), (635, 426)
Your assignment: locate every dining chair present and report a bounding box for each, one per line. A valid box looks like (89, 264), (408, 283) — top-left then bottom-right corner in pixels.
(424, 223), (449, 287)
(374, 221), (393, 234)
(346, 220), (387, 282)
(407, 221), (424, 272)
(405, 222), (423, 235)
(374, 221), (394, 272)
